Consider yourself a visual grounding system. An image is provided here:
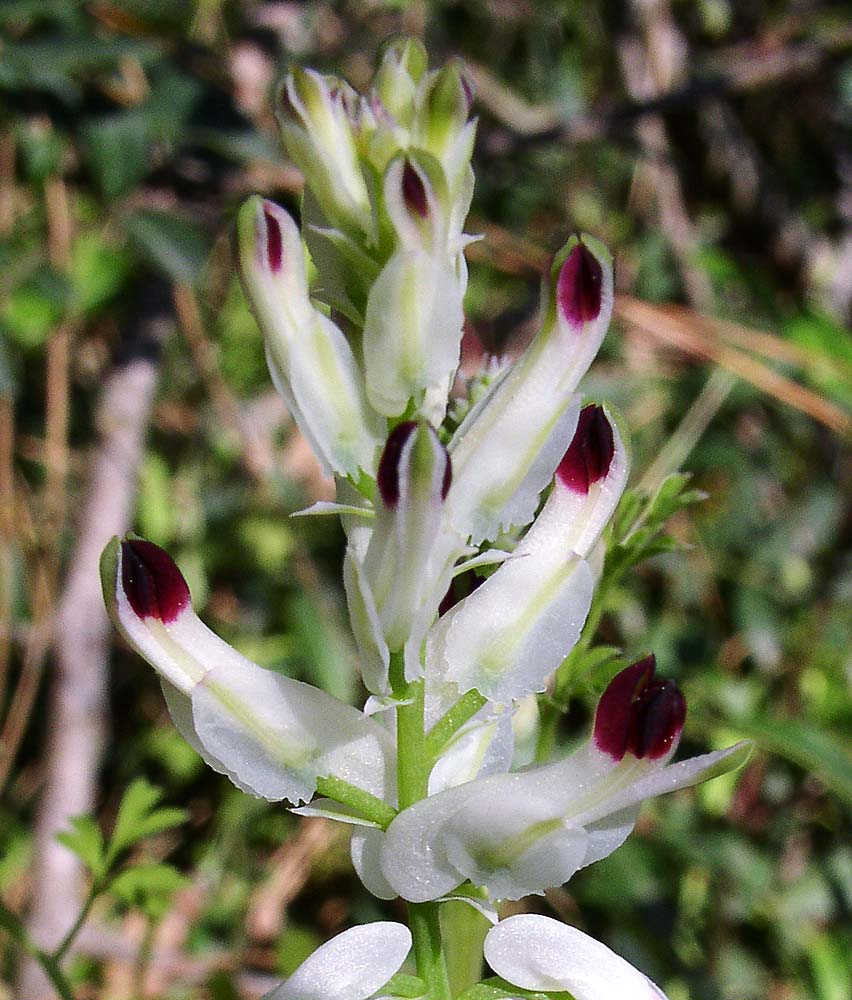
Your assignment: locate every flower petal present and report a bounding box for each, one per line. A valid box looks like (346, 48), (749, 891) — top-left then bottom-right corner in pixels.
(484, 914), (669, 999)
(447, 235), (614, 544)
(264, 922), (412, 1000)
(238, 197), (385, 478)
(102, 537), (394, 805)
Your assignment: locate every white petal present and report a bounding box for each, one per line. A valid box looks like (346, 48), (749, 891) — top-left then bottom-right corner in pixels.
(264, 922), (411, 1000)
(428, 712), (514, 794)
(291, 501), (375, 519)
(363, 250), (464, 419)
(191, 658), (394, 805)
(434, 554), (594, 704)
(447, 388), (582, 545)
(351, 827), (397, 900)
(577, 741), (753, 826)
(343, 546), (391, 695)
(484, 915), (668, 999)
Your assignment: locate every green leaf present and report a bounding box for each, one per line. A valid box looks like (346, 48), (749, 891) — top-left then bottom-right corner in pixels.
(456, 977), (571, 1000)
(379, 973), (427, 998)
(82, 112), (151, 199)
(107, 778), (187, 864)
(125, 209), (210, 285)
(109, 862), (188, 919)
(738, 717), (852, 810)
(56, 816), (106, 879)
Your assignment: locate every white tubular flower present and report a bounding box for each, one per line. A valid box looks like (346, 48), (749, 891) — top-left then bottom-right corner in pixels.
(237, 196), (385, 479)
(363, 156), (466, 421)
(344, 421), (463, 691)
(447, 235), (614, 545)
(263, 922), (412, 1000)
(277, 67), (371, 235)
(101, 538), (394, 806)
(427, 403), (627, 705)
(380, 657), (752, 902)
(484, 915), (669, 1000)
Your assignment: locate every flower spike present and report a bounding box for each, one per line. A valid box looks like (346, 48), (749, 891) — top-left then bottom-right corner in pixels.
(101, 537), (394, 806)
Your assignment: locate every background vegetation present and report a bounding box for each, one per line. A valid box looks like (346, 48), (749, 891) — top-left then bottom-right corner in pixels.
(1, 1), (851, 998)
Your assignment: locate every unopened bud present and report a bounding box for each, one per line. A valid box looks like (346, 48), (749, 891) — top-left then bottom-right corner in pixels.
(120, 539), (190, 624)
(594, 657), (687, 762)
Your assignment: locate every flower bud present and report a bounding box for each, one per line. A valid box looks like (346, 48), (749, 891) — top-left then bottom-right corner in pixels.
(345, 422), (463, 691)
(416, 61), (477, 197)
(373, 36), (428, 126)
(278, 68), (370, 234)
(446, 235), (614, 545)
(237, 196), (385, 478)
(362, 162), (465, 419)
(429, 404), (627, 704)
(593, 657), (687, 762)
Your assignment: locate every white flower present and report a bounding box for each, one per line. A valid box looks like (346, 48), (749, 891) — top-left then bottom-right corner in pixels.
(447, 236), (615, 545)
(101, 537), (394, 806)
(237, 196), (385, 479)
(484, 914), (668, 1000)
(427, 403), (628, 705)
(263, 922), (412, 1000)
(380, 657), (751, 902)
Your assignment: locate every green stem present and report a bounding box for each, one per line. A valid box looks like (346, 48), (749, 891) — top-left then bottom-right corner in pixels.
(426, 690), (487, 763)
(0, 900), (76, 1000)
(53, 884), (99, 962)
(315, 775), (398, 829)
(392, 651), (452, 1000)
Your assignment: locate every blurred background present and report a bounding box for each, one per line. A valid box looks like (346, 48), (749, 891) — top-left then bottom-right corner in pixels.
(1, 1), (852, 998)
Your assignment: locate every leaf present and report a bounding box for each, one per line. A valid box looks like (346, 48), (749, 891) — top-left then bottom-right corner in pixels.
(379, 973), (427, 998)
(56, 816), (106, 879)
(738, 717), (852, 810)
(82, 112), (151, 200)
(109, 862), (188, 919)
(456, 978), (571, 1000)
(107, 778), (187, 864)
(125, 209), (210, 285)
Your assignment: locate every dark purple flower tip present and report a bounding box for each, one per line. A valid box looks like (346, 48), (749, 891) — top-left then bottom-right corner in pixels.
(262, 205), (283, 273)
(557, 241), (603, 330)
(121, 539), (190, 625)
(377, 422), (451, 508)
(377, 421), (418, 508)
(402, 161), (429, 219)
(594, 656), (687, 762)
(460, 70), (475, 113)
(556, 404), (615, 495)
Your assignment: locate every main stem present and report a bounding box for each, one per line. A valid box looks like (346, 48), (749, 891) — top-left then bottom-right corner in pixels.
(392, 653), (452, 1000)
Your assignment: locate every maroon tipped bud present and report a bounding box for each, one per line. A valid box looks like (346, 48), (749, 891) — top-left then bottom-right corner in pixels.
(121, 539), (190, 625)
(556, 404), (615, 494)
(594, 656), (686, 762)
(263, 206), (283, 273)
(377, 421), (418, 508)
(402, 162), (429, 219)
(557, 242), (603, 330)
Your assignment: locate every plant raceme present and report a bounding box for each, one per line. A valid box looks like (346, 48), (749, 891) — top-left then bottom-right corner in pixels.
(101, 38), (751, 1000)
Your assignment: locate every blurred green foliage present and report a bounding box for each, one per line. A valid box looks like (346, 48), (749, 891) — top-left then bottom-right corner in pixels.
(1, 1), (851, 998)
